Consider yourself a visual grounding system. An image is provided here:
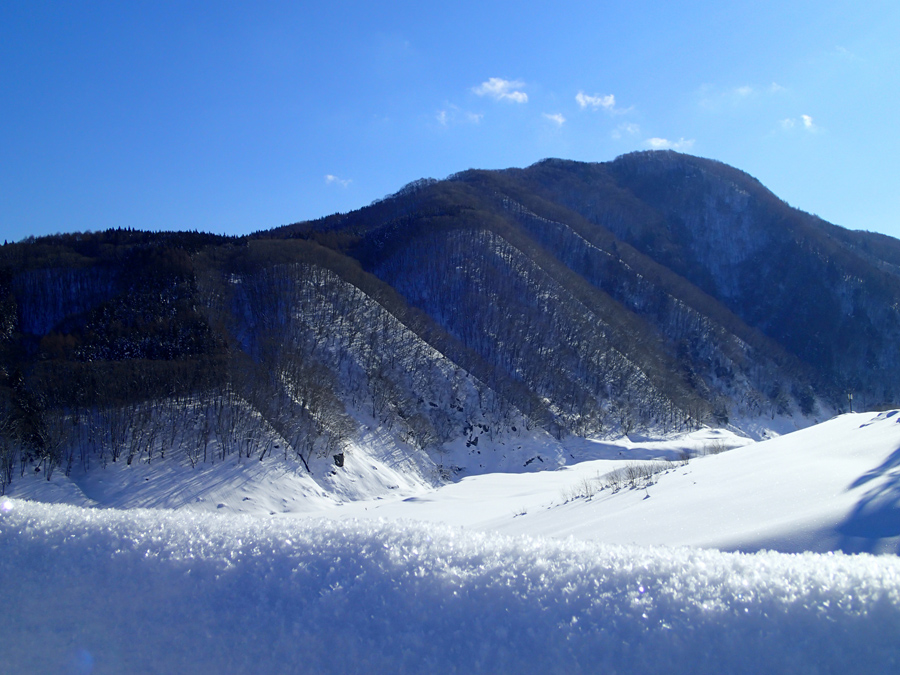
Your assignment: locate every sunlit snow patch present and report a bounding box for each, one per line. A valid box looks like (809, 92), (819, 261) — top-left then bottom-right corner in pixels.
(2, 499), (900, 674)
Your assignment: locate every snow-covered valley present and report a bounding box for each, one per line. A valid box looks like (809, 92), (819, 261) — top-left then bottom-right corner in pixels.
(4, 411), (900, 673)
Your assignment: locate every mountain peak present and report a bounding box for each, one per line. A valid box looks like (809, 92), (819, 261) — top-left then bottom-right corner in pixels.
(3, 153), (900, 497)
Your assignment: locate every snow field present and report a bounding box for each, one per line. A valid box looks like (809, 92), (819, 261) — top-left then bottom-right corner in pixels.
(304, 412), (900, 555)
(3, 498), (900, 674)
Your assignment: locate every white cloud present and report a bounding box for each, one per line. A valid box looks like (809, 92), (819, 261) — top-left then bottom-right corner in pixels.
(779, 115), (821, 133)
(699, 82), (786, 110)
(611, 122), (641, 139)
(645, 137), (695, 151)
(576, 91), (616, 111)
(472, 78), (528, 103)
(436, 106), (482, 126)
(325, 174), (352, 188)
(543, 112), (566, 126)
(834, 45), (863, 62)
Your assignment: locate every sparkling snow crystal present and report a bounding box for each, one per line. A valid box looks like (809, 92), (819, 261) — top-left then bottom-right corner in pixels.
(2, 500), (900, 674)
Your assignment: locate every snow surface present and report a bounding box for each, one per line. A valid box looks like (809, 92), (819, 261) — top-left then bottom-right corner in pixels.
(3, 498), (900, 675)
(6, 412), (900, 672)
(4, 432), (438, 515)
(312, 412), (900, 555)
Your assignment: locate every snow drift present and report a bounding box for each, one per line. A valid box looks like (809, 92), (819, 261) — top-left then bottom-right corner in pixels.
(305, 411), (900, 555)
(2, 498), (900, 674)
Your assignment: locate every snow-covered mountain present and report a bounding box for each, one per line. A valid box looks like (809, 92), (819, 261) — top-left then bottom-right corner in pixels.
(6, 151), (900, 495)
(6, 144), (900, 673)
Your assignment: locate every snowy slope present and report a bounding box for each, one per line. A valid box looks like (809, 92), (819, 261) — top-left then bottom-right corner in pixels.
(2, 408), (573, 516)
(3, 498), (900, 675)
(313, 412), (900, 555)
(9, 412), (900, 554)
(507, 410), (900, 554)
(3, 439), (431, 514)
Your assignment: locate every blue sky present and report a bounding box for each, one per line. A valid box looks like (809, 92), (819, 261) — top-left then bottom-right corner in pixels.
(2, 1), (899, 243)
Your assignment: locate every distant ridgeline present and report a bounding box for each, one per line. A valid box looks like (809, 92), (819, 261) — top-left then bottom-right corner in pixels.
(3, 150), (899, 486)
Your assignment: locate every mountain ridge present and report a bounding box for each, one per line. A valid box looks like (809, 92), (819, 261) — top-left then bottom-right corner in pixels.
(1, 150), (897, 495)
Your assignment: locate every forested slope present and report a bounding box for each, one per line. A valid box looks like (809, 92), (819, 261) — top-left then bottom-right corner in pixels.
(2, 150), (898, 494)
